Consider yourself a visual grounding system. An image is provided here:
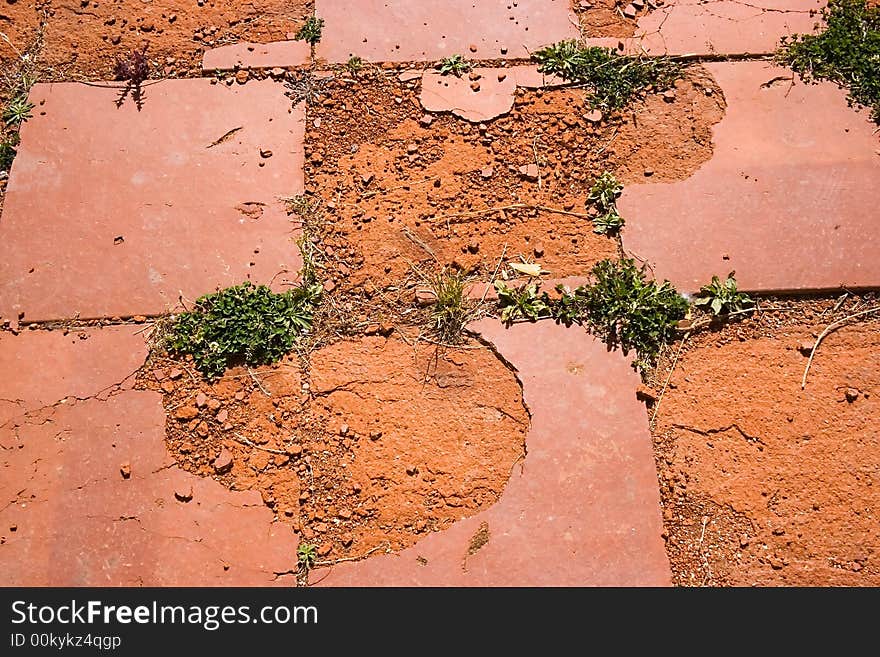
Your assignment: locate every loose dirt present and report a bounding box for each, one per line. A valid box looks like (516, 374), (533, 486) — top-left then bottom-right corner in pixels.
(138, 332), (528, 561)
(304, 65), (724, 293)
(572, 0), (653, 38)
(647, 296), (880, 586)
(0, 1), (313, 79)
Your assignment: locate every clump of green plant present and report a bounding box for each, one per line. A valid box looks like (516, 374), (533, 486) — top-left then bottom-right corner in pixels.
(429, 268), (474, 342)
(588, 171), (625, 235)
(296, 16), (325, 46)
(777, 0), (880, 122)
(345, 55), (364, 76)
(494, 280), (552, 324)
(437, 54), (471, 77)
(2, 94), (34, 126)
(297, 542), (317, 570)
(549, 284), (588, 327)
(165, 281), (322, 379)
(532, 41), (682, 110)
(694, 272), (754, 316)
(578, 258), (689, 373)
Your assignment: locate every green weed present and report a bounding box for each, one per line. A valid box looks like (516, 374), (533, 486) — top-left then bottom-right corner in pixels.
(165, 281), (322, 379)
(494, 280), (552, 324)
(532, 41), (682, 110)
(694, 272), (754, 316)
(2, 94), (34, 126)
(296, 16), (325, 46)
(588, 171), (625, 235)
(437, 54), (471, 77)
(429, 268), (474, 343)
(777, 0), (880, 122)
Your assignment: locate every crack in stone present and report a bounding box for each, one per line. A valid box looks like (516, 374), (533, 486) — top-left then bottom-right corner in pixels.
(672, 422), (765, 445)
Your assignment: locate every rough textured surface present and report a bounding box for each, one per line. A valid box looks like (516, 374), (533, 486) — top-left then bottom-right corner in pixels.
(306, 67), (723, 292)
(315, 0), (579, 62)
(420, 68), (517, 122)
(312, 320), (671, 586)
(652, 315), (880, 586)
(594, 0), (824, 56)
(0, 79), (304, 322)
(620, 61), (880, 293)
(143, 335), (528, 560)
(0, 1), (314, 78)
(0, 327), (148, 424)
(0, 328), (297, 586)
(202, 40), (311, 71)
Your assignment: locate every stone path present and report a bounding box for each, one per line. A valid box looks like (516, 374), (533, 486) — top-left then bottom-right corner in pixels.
(1, 0), (877, 587)
(313, 320), (670, 586)
(0, 79), (304, 323)
(620, 61), (880, 293)
(0, 328), (296, 585)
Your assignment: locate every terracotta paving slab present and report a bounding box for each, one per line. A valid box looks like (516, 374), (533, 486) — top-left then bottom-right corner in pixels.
(202, 40), (311, 71)
(0, 78), (304, 323)
(588, 0), (823, 56)
(420, 68), (517, 122)
(312, 320), (671, 586)
(315, 0), (579, 63)
(619, 61), (880, 294)
(0, 328), (297, 586)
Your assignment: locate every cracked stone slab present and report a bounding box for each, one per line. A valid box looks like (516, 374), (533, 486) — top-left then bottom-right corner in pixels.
(0, 326), (148, 425)
(420, 68), (517, 122)
(202, 40), (311, 71)
(0, 328), (297, 585)
(588, 0), (824, 56)
(0, 78), (304, 323)
(312, 320), (671, 586)
(618, 61), (880, 293)
(315, 0), (579, 63)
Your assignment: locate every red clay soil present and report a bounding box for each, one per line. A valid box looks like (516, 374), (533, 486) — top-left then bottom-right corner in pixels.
(139, 333), (528, 561)
(572, 0), (652, 38)
(304, 65), (724, 292)
(0, 1), (313, 78)
(648, 299), (880, 586)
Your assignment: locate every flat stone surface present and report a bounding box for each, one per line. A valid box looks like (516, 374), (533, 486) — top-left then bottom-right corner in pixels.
(0, 326), (148, 424)
(420, 68), (517, 122)
(316, 0), (579, 63)
(619, 61), (880, 293)
(202, 40), (311, 71)
(590, 0), (823, 55)
(312, 320), (671, 586)
(0, 78), (304, 323)
(0, 329), (296, 585)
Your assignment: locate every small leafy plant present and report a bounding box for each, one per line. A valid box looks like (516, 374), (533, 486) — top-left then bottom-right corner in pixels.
(2, 94), (34, 126)
(114, 44), (150, 110)
(165, 281), (322, 379)
(694, 272), (754, 316)
(296, 16), (325, 46)
(437, 54), (471, 77)
(494, 280), (551, 324)
(592, 210), (625, 236)
(588, 171), (623, 212)
(297, 542), (317, 570)
(430, 268), (473, 343)
(578, 258), (689, 373)
(588, 171), (625, 235)
(777, 0), (880, 122)
(345, 55), (364, 76)
(532, 41), (682, 110)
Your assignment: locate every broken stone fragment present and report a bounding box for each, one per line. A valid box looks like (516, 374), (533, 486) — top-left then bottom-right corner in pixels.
(213, 449), (234, 474)
(519, 163), (539, 180)
(624, 4), (638, 18)
(195, 392), (208, 408)
(845, 387), (860, 403)
(174, 485), (193, 502)
(585, 109), (603, 123)
(120, 462), (131, 479)
(174, 406), (199, 421)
